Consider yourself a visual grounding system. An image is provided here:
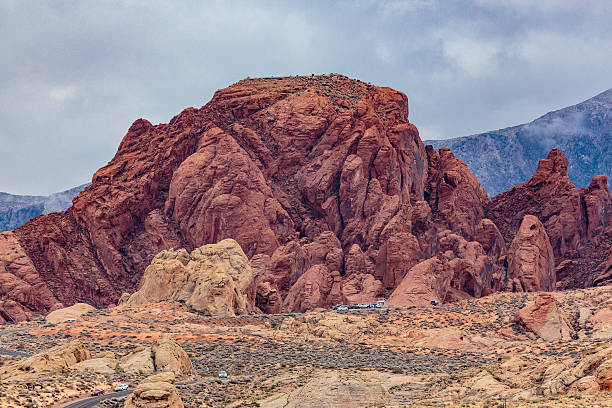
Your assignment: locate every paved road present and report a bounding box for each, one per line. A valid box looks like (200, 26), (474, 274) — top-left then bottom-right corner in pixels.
(62, 390), (131, 408)
(61, 380), (201, 408)
(0, 327), (30, 357)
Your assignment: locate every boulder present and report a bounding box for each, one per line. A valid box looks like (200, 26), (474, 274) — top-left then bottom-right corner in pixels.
(118, 346), (155, 375)
(126, 239), (253, 317)
(124, 372), (184, 408)
(512, 293), (574, 341)
(473, 218), (506, 259)
(45, 302), (95, 324)
(152, 338), (194, 375)
(283, 265), (344, 313)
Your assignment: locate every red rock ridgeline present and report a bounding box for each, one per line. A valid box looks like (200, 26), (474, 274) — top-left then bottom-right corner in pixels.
(1, 75), (610, 321)
(487, 148), (612, 289)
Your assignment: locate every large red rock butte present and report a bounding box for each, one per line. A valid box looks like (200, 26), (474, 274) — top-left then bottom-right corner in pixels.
(0, 75), (610, 321)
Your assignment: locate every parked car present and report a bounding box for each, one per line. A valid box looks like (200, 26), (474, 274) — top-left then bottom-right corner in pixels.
(91, 388), (105, 396)
(336, 305), (349, 311)
(114, 384), (129, 391)
(65, 318), (77, 323)
(219, 370), (228, 378)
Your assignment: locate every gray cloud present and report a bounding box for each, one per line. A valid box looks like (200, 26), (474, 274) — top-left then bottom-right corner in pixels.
(1, 0), (610, 194)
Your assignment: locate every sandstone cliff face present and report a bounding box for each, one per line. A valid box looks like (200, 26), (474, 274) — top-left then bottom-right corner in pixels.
(125, 239), (254, 317)
(425, 146), (489, 239)
(1, 75), (609, 320)
(0, 231), (61, 322)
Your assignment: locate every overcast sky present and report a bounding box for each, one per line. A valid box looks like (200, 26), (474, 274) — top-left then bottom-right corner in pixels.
(1, 0), (611, 195)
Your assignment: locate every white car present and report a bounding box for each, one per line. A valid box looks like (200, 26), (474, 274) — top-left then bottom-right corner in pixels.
(114, 384), (129, 391)
(219, 371), (228, 378)
(336, 305), (349, 311)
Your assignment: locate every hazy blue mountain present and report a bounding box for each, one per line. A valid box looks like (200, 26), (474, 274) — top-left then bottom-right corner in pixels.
(0, 184), (88, 231)
(425, 88), (612, 197)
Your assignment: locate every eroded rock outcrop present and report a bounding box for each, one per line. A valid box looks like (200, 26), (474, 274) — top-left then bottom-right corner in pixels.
(125, 239), (253, 317)
(3, 75), (440, 317)
(117, 338), (193, 376)
(0, 340), (90, 379)
(386, 230), (494, 306)
(259, 370), (389, 408)
(488, 149), (612, 289)
(425, 146), (489, 239)
(0, 231), (61, 322)
(505, 215), (555, 292)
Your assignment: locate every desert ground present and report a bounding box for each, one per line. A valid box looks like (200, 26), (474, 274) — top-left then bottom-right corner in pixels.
(0, 287), (611, 408)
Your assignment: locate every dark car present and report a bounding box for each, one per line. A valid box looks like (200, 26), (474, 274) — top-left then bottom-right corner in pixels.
(91, 388), (105, 396)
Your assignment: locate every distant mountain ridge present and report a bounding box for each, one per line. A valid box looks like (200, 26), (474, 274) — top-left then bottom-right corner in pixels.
(0, 184), (88, 231)
(425, 88), (612, 196)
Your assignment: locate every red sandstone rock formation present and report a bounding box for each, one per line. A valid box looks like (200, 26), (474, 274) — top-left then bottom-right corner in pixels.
(0, 75), (609, 321)
(505, 215), (555, 292)
(488, 149), (612, 289)
(386, 229), (494, 307)
(488, 149), (584, 260)
(425, 146), (489, 239)
(1, 75), (438, 319)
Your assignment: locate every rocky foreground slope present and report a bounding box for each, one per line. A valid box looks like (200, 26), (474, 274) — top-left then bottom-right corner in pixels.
(426, 88), (612, 196)
(0, 287), (610, 407)
(0, 75), (610, 322)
